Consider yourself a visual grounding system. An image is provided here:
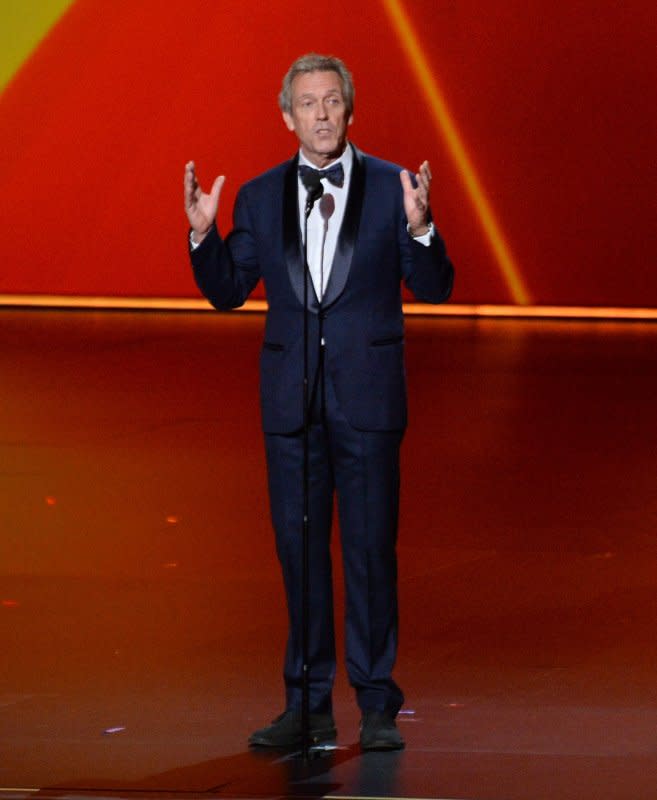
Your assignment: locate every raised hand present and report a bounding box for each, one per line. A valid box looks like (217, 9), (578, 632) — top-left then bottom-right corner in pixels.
(400, 160), (432, 236)
(184, 161), (225, 244)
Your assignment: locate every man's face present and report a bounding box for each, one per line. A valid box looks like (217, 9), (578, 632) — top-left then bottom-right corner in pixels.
(282, 70), (353, 167)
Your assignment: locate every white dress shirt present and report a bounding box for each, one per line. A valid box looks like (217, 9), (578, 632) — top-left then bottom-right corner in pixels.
(297, 145), (353, 302)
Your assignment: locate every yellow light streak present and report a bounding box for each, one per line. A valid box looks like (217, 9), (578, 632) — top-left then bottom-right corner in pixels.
(2, 295), (657, 322)
(382, 0), (532, 305)
(0, 0), (76, 95)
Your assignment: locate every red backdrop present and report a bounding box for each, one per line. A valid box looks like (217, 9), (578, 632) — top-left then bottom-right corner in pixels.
(0, 0), (655, 306)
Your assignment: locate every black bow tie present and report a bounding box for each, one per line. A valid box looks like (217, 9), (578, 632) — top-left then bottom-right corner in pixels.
(298, 162), (345, 188)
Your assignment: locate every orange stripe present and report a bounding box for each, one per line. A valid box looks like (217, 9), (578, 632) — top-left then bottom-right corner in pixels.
(2, 295), (657, 321)
(382, 0), (532, 305)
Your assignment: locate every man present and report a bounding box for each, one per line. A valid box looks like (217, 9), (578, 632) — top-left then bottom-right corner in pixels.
(184, 53), (453, 751)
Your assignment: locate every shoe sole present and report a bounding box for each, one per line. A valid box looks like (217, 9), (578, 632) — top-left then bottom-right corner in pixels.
(248, 728), (337, 749)
(360, 738), (405, 751)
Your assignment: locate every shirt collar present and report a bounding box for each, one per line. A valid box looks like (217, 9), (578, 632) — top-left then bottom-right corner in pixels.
(298, 142), (353, 181)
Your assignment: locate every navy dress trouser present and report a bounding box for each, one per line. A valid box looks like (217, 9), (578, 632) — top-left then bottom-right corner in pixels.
(264, 364), (405, 717)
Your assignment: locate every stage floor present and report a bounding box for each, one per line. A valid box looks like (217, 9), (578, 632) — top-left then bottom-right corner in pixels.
(2, 309), (657, 800)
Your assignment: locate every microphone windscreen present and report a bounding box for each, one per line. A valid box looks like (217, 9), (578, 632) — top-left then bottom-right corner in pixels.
(319, 193), (335, 221)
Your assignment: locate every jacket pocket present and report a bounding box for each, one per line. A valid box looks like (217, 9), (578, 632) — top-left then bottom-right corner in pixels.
(263, 342), (285, 352)
(370, 335), (404, 347)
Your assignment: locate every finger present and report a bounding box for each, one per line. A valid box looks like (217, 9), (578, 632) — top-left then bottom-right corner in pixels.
(418, 162), (431, 188)
(184, 175), (195, 207)
(416, 162), (431, 192)
(417, 167), (431, 205)
(185, 178), (199, 209)
(184, 161), (196, 185)
(399, 169), (413, 193)
(415, 174), (428, 205)
(184, 163), (197, 196)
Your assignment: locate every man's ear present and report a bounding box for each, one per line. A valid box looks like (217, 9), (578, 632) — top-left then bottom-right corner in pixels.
(282, 111), (295, 132)
(348, 114), (354, 127)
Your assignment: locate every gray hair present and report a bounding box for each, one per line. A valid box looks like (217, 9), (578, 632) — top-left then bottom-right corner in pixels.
(278, 53), (355, 116)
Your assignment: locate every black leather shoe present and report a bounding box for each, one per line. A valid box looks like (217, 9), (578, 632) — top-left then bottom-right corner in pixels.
(248, 710), (337, 748)
(359, 710), (405, 751)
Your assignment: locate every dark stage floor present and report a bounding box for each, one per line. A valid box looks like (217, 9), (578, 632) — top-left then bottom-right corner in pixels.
(2, 309), (657, 800)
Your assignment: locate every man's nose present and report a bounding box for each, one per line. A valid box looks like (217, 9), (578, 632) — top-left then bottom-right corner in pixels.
(316, 102), (329, 119)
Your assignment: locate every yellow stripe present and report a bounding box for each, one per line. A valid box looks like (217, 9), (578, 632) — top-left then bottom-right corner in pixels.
(0, 0), (77, 95)
(382, 0), (531, 305)
(0, 294), (265, 312)
(402, 303), (657, 320)
(2, 295), (656, 321)
(328, 795), (465, 800)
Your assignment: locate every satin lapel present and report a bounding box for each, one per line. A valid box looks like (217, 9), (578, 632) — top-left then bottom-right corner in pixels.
(322, 144), (366, 308)
(283, 155), (320, 311)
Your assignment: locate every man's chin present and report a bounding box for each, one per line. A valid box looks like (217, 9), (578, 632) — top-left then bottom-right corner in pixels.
(301, 138), (347, 166)
(314, 138), (346, 156)
(314, 138), (337, 151)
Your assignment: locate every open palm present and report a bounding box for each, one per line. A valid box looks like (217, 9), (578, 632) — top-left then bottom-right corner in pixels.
(400, 160), (431, 235)
(184, 161), (225, 241)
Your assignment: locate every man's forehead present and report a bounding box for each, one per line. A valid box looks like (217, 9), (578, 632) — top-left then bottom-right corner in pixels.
(291, 70), (343, 95)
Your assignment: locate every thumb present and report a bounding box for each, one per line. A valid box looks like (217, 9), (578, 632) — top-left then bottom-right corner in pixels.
(210, 175), (225, 204)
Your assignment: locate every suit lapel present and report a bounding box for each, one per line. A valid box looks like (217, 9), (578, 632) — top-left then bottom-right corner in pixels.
(283, 154), (320, 310)
(322, 143), (366, 308)
(283, 144), (366, 310)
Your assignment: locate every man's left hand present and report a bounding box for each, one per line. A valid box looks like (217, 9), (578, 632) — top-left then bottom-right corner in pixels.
(400, 160), (432, 236)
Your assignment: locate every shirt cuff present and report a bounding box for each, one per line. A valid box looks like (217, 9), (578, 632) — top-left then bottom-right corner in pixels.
(407, 221), (435, 247)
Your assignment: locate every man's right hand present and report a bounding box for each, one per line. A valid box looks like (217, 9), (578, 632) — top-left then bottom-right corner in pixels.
(184, 161), (225, 246)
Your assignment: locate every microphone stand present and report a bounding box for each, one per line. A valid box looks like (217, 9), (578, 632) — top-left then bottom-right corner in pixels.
(301, 176), (322, 761)
(316, 193), (334, 432)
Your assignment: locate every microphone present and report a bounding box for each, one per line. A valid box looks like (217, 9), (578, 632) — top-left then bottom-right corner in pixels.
(317, 193), (335, 304)
(301, 169), (324, 217)
(319, 193), (335, 225)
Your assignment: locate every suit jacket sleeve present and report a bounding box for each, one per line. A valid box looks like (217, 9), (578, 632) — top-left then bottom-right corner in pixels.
(189, 186), (261, 310)
(398, 206), (454, 304)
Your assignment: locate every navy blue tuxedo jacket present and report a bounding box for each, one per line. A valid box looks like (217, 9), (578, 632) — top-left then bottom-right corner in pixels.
(191, 144), (454, 434)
